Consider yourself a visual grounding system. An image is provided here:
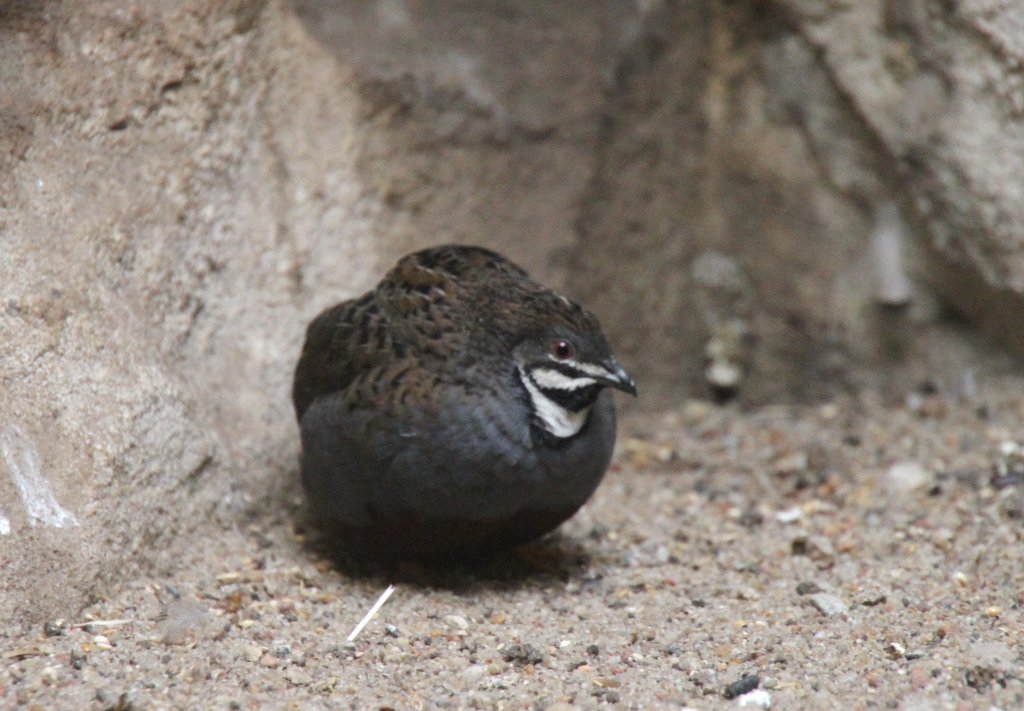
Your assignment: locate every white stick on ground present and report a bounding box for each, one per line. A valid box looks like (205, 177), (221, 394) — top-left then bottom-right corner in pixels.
(71, 619), (136, 628)
(346, 584), (396, 642)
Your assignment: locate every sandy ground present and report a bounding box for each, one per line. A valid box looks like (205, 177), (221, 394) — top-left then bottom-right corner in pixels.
(2, 382), (1023, 710)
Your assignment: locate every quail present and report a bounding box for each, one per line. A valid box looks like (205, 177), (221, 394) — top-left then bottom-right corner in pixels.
(292, 244), (636, 560)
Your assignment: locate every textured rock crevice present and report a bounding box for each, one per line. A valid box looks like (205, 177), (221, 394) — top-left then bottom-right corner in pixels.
(778, 0), (1024, 344)
(573, 0), (1024, 405)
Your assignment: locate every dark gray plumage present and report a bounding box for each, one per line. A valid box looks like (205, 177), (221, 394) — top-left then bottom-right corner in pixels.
(293, 245), (636, 560)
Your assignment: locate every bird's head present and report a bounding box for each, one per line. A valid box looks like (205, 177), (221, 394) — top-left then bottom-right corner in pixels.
(511, 296), (635, 439)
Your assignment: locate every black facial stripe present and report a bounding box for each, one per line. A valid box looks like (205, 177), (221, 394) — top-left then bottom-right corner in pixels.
(538, 383), (601, 412)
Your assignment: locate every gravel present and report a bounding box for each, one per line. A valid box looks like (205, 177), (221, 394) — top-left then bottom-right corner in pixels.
(3, 382), (1024, 709)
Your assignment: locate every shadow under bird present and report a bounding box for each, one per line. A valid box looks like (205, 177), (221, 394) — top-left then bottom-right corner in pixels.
(292, 245), (636, 560)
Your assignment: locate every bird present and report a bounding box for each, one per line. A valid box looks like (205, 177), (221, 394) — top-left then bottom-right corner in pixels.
(292, 244), (636, 560)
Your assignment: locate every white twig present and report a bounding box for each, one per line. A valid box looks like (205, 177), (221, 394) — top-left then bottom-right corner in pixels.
(346, 584), (396, 642)
(70, 618), (136, 628)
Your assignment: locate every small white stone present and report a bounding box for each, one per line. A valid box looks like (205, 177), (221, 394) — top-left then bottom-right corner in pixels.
(285, 667), (313, 686)
(773, 452), (808, 474)
(706, 359), (742, 389)
(885, 641), (907, 659)
(807, 593), (849, 617)
(461, 664), (487, 684)
(737, 688), (772, 708)
(41, 665), (60, 685)
(242, 645), (265, 663)
(445, 614), (469, 631)
(886, 461), (931, 493)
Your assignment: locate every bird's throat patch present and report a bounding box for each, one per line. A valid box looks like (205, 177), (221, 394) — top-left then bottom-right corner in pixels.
(519, 367), (593, 439)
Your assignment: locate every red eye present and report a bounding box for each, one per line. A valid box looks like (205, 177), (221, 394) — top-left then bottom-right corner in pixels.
(551, 339), (574, 360)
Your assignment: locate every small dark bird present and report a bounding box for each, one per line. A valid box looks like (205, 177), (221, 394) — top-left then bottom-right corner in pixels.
(292, 245), (636, 560)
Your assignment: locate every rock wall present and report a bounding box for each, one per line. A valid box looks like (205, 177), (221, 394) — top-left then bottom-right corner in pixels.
(2, 0), (1023, 620)
(571, 0), (1024, 405)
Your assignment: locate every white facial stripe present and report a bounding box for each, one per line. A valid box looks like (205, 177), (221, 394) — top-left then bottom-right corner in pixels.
(547, 358), (611, 379)
(574, 361), (611, 378)
(519, 368), (590, 438)
(530, 367), (597, 391)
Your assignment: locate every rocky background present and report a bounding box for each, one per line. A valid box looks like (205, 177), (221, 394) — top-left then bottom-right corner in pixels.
(2, 0), (1023, 666)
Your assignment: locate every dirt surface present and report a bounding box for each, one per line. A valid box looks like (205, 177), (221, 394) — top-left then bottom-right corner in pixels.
(3, 381), (1023, 710)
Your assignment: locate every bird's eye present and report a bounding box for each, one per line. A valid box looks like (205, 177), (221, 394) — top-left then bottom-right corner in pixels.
(550, 339), (574, 360)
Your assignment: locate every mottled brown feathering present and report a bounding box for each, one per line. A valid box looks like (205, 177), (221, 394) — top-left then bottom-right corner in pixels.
(293, 244), (634, 560)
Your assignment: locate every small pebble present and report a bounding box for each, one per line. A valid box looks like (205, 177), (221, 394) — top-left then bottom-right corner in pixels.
(736, 688), (772, 708)
(886, 461), (931, 493)
(858, 594), (887, 607)
(807, 593), (849, 617)
(965, 666), (1003, 692)
(772, 451), (808, 475)
(40, 665), (59, 686)
(284, 667), (313, 686)
(723, 674), (760, 699)
(808, 535), (834, 559)
(795, 581), (822, 595)
(461, 664), (487, 684)
(591, 688), (621, 703)
(445, 615), (469, 631)
(42, 620), (66, 638)
(884, 641), (906, 660)
(502, 643), (543, 666)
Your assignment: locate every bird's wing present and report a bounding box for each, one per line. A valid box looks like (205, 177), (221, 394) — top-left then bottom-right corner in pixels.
(293, 245), (534, 422)
(292, 291), (386, 421)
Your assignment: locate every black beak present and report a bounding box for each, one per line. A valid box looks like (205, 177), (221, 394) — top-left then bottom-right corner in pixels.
(597, 359), (637, 396)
